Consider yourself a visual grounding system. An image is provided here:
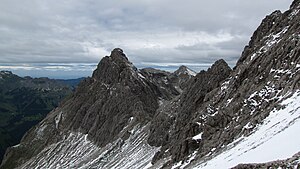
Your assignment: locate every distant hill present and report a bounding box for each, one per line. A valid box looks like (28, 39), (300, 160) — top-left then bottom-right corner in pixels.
(0, 71), (84, 163)
(57, 77), (86, 89)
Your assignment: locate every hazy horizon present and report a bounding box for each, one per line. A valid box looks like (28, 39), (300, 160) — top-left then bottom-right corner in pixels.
(0, 61), (212, 79)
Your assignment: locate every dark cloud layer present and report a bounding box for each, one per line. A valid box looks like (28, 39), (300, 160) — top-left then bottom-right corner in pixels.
(0, 0), (291, 78)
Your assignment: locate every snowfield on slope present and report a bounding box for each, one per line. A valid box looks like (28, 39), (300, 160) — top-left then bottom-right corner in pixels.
(19, 124), (159, 169)
(191, 91), (300, 169)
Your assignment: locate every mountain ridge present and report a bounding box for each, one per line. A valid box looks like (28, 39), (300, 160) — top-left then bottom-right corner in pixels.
(1, 0), (300, 168)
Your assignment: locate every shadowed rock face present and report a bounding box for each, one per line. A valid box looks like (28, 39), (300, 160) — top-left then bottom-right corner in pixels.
(139, 65), (197, 100)
(149, 59), (232, 162)
(139, 68), (180, 100)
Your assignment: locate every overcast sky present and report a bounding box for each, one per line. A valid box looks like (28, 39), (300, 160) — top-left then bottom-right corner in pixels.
(0, 0), (291, 79)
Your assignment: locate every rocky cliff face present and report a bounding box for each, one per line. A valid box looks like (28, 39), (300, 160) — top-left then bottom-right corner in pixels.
(1, 1), (300, 168)
(148, 59), (232, 162)
(157, 0), (300, 166)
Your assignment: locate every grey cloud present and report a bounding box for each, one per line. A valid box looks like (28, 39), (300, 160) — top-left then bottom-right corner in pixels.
(0, 0), (291, 78)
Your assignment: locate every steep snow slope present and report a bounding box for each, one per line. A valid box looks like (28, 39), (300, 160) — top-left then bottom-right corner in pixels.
(173, 91), (300, 169)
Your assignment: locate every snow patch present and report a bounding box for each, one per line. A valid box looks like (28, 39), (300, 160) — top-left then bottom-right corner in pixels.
(158, 98), (164, 106)
(270, 68), (292, 74)
(138, 72), (146, 79)
(210, 111), (218, 117)
(171, 162), (182, 169)
(12, 144), (20, 148)
(243, 122), (253, 130)
(129, 116), (134, 122)
(193, 132), (203, 140)
(244, 84), (283, 115)
(226, 98), (233, 106)
(186, 68), (197, 76)
(220, 79), (230, 91)
(250, 53), (257, 61)
(55, 111), (63, 129)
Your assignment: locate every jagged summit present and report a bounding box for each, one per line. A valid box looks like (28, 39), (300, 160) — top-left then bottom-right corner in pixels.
(0, 70), (12, 75)
(110, 48), (128, 60)
(141, 67), (171, 75)
(174, 65), (196, 77)
(207, 59), (230, 75)
(0, 71), (13, 78)
(0, 71), (21, 82)
(92, 48), (137, 83)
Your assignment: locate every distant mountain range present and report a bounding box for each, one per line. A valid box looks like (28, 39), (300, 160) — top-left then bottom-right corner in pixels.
(57, 77), (86, 89)
(0, 71), (84, 164)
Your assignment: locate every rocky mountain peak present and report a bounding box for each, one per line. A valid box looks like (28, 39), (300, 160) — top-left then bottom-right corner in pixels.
(174, 65), (196, 77)
(0, 71), (12, 78)
(0, 71), (12, 75)
(92, 48), (138, 84)
(141, 68), (171, 76)
(0, 71), (21, 82)
(207, 59), (230, 75)
(110, 48), (129, 61)
(176, 65), (188, 72)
